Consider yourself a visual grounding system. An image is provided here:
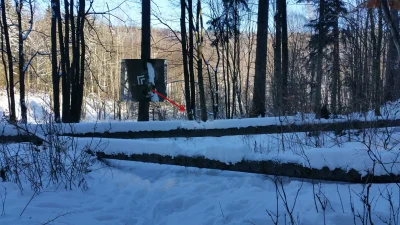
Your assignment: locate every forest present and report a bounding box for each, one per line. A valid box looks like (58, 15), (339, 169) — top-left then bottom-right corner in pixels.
(0, 0), (398, 123)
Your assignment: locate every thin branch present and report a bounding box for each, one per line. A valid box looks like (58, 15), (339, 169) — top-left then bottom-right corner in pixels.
(152, 13), (182, 43)
(23, 51), (50, 72)
(22, 0), (34, 41)
(42, 211), (74, 225)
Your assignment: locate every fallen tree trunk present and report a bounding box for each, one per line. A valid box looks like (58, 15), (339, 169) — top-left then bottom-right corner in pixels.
(91, 151), (400, 184)
(68, 119), (400, 139)
(0, 134), (43, 144)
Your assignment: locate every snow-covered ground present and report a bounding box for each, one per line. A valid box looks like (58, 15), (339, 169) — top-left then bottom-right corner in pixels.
(1, 160), (399, 225)
(2, 91), (400, 224)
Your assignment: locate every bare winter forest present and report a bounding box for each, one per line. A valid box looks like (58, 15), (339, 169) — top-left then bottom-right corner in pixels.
(0, 0), (399, 123)
(5, 1), (400, 224)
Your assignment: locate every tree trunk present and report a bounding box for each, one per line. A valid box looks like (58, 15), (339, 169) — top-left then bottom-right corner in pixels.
(384, 9), (399, 102)
(314, 0), (325, 118)
(281, 0), (288, 114)
(274, 0), (282, 115)
(362, 16), (369, 112)
(225, 18), (231, 118)
(70, 0), (78, 121)
(222, 43), (228, 118)
(214, 39), (220, 119)
(381, 0), (400, 57)
(235, 4), (243, 118)
(245, 25), (254, 115)
(180, 0), (192, 120)
(188, 0), (196, 119)
(16, 0), (27, 123)
(62, 0), (71, 122)
(56, 0), (65, 123)
(196, 0), (207, 122)
(51, 0), (60, 122)
(369, 7), (383, 116)
(1, 0), (16, 122)
(138, 0), (151, 121)
(77, 0), (86, 121)
(250, 0), (269, 117)
(331, 0), (340, 114)
(0, 14), (10, 118)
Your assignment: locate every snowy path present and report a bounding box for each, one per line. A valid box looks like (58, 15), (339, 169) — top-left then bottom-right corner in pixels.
(0, 160), (398, 225)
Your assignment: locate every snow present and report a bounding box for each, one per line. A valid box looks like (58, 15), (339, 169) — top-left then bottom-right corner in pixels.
(1, 160), (400, 225)
(3, 91), (400, 224)
(75, 129), (400, 177)
(0, 115), (350, 136)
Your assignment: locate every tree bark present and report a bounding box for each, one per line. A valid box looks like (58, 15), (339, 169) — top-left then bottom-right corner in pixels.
(188, 0), (196, 119)
(0, 13), (10, 119)
(245, 23), (254, 115)
(384, 9), (399, 102)
(281, 0), (288, 115)
(274, 0), (282, 115)
(250, 0), (269, 117)
(331, 0), (340, 114)
(314, 0), (325, 118)
(369, 7), (383, 116)
(138, 0), (151, 121)
(214, 42), (220, 119)
(196, 0), (207, 122)
(51, 0), (60, 122)
(381, 0), (400, 57)
(62, 0), (71, 122)
(1, 0), (16, 122)
(16, 0), (27, 123)
(180, 0), (192, 120)
(77, 0), (86, 121)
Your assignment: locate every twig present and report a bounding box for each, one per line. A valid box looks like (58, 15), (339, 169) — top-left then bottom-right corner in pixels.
(20, 190), (37, 217)
(42, 211), (73, 225)
(336, 184), (345, 213)
(219, 202), (225, 218)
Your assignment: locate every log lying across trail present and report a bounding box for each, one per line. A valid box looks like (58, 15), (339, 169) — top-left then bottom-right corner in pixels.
(91, 151), (400, 184)
(0, 134), (43, 144)
(68, 119), (400, 139)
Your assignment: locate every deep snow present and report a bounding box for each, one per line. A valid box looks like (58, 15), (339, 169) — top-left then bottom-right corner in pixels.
(1, 160), (399, 225)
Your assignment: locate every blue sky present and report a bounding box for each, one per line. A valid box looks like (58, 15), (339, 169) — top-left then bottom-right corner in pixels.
(88, 0), (310, 31)
(34, 0), (311, 32)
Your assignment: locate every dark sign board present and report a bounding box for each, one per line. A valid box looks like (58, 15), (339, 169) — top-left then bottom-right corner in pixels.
(120, 59), (167, 102)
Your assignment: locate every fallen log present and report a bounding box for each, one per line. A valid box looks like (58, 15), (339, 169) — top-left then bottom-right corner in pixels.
(0, 134), (43, 145)
(65, 119), (400, 139)
(91, 150), (400, 184)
